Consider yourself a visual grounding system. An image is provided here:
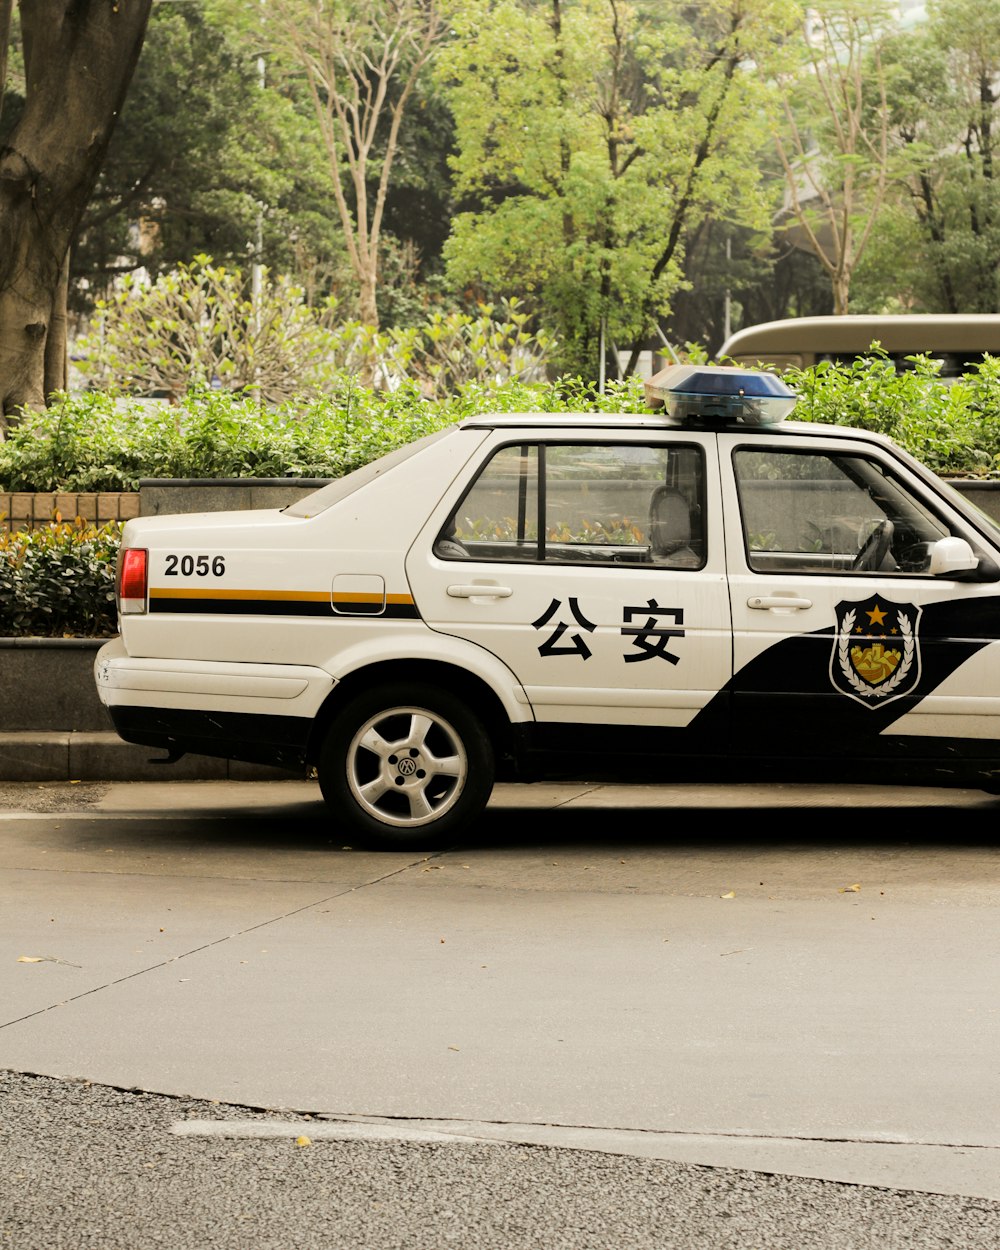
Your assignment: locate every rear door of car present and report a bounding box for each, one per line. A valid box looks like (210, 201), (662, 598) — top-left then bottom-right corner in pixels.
(406, 428), (733, 745)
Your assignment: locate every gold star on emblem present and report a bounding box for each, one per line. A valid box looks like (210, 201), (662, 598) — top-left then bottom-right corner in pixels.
(866, 604), (887, 627)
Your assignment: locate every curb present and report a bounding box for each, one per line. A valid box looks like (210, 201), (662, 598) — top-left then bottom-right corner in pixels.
(0, 732), (304, 784)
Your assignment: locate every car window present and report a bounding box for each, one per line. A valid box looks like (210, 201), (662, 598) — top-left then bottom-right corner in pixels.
(733, 447), (952, 575)
(435, 441), (706, 569)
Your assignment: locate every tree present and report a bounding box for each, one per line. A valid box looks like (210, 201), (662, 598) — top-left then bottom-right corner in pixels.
(72, 4), (322, 307)
(438, 0), (795, 379)
(855, 0), (1000, 313)
(0, 0), (152, 428)
(771, 0), (897, 315)
(263, 0), (447, 330)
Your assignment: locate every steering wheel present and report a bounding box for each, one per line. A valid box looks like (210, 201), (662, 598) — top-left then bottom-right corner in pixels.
(852, 519), (894, 571)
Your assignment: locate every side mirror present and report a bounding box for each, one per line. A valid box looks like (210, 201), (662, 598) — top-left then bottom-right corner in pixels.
(927, 536), (979, 576)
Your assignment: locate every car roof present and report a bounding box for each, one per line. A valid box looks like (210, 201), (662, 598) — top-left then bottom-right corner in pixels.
(456, 412), (887, 443)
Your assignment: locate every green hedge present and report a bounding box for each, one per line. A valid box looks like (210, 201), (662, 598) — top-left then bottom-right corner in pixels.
(0, 378), (648, 493)
(2, 359), (1000, 492)
(785, 354), (1000, 478)
(0, 521), (120, 637)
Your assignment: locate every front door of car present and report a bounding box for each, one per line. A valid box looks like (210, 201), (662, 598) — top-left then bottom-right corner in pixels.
(717, 431), (1000, 767)
(406, 432), (732, 745)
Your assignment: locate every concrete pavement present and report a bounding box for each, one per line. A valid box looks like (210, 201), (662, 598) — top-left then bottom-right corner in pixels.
(3, 778), (1000, 1201)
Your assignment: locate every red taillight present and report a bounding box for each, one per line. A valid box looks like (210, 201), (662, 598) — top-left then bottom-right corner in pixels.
(118, 547), (148, 614)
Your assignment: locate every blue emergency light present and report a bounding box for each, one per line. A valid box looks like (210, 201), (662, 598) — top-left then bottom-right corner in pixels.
(644, 364), (797, 426)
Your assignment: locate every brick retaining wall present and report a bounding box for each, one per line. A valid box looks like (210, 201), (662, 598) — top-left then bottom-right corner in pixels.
(3, 480), (998, 533)
(0, 491), (140, 532)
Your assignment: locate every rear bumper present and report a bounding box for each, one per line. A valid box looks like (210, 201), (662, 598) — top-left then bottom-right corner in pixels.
(105, 704), (313, 770)
(95, 637), (334, 769)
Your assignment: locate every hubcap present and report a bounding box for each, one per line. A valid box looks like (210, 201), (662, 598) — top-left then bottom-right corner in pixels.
(346, 705), (468, 828)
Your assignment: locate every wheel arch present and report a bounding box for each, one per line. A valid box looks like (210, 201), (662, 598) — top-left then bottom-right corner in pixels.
(306, 659), (522, 774)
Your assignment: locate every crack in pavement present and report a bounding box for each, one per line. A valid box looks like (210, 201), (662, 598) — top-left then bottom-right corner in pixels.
(1, 851), (444, 1031)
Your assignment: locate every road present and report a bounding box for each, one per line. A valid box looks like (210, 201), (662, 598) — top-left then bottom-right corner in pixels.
(2, 777), (1000, 1247)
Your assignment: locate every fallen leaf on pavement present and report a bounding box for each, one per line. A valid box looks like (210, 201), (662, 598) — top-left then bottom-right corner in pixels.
(839, 883), (862, 893)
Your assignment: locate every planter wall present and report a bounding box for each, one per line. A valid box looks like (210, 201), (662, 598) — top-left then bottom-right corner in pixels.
(0, 638), (109, 732)
(949, 480), (1000, 524)
(139, 478), (330, 517)
(1, 491), (139, 533)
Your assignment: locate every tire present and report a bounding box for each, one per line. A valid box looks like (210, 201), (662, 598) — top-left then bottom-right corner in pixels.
(317, 682), (495, 850)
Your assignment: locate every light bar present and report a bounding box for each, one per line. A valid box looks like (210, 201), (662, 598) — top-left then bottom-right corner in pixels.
(644, 364), (797, 425)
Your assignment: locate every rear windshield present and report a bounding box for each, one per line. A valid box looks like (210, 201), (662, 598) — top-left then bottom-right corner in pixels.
(284, 428), (456, 518)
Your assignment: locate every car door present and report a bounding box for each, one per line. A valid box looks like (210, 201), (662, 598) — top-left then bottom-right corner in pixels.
(405, 429), (733, 744)
(717, 429), (1000, 768)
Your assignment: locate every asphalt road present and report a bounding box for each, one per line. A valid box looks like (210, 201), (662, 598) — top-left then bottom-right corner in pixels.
(2, 778), (1000, 1247)
(5, 1070), (1000, 1250)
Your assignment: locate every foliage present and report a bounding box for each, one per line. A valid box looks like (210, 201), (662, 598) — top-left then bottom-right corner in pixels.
(5, 355), (1000, 497)
(0, 373), (648, 493)
(852, 0), (1000, 314)
(76, 258), (344, 404)
(376, 299), (557, 393)
(0, 520), (121, 637)
(261, 0), (447, 330)
(74, 265), (555, 405)
(437, 0), (794, 378)
(771, 0), (899, 316)
(785, 352), (1000, 476)
(71, 1), (339, 315)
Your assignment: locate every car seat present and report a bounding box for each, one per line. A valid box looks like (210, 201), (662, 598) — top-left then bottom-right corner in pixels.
(648, 486), (701, 567)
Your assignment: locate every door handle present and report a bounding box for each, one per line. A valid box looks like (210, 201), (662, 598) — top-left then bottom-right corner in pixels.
(447, 584), (514, 599)
(747, 595), (813, 611)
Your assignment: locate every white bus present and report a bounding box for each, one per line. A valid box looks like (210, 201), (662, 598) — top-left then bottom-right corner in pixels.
(718, 314), (1000, 377)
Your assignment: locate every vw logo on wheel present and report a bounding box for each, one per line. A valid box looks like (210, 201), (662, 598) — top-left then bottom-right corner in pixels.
(396, 757), (418, 777)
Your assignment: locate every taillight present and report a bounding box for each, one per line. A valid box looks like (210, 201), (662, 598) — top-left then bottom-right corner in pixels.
(118, 547), (148, 615)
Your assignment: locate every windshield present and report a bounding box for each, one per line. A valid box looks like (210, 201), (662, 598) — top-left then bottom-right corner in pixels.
(284, 428), (456, 518)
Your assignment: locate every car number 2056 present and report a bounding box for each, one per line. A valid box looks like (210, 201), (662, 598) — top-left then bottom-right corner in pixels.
(163, 554), (227, 577)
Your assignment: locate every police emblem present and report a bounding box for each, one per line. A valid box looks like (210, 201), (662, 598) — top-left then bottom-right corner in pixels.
(830, 595), (922, 707)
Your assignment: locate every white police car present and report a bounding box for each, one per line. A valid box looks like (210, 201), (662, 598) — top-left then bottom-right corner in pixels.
(96, 365), (1000, 848)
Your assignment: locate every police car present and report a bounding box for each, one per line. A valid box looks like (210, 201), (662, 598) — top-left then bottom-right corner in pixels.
(96, 365), (1000, 848)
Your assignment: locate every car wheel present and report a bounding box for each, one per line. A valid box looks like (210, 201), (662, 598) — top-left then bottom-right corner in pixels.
(317, 682), (495, 849)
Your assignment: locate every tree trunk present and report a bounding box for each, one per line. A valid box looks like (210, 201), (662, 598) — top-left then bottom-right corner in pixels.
(358, 271), (379, 332)
(0, 0), (152, 431)
(44, 247), (70, 399)
(831, 270), (851, 316)
(0, 0), (12, 120)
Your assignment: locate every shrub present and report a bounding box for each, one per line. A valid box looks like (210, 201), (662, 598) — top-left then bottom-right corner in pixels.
(0, 521), (121, 638)
(75, 258), (343, 406)
(784, 353), (1000, 477)
(73, 259), (556, 404)
(0, 376), (649, 493)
